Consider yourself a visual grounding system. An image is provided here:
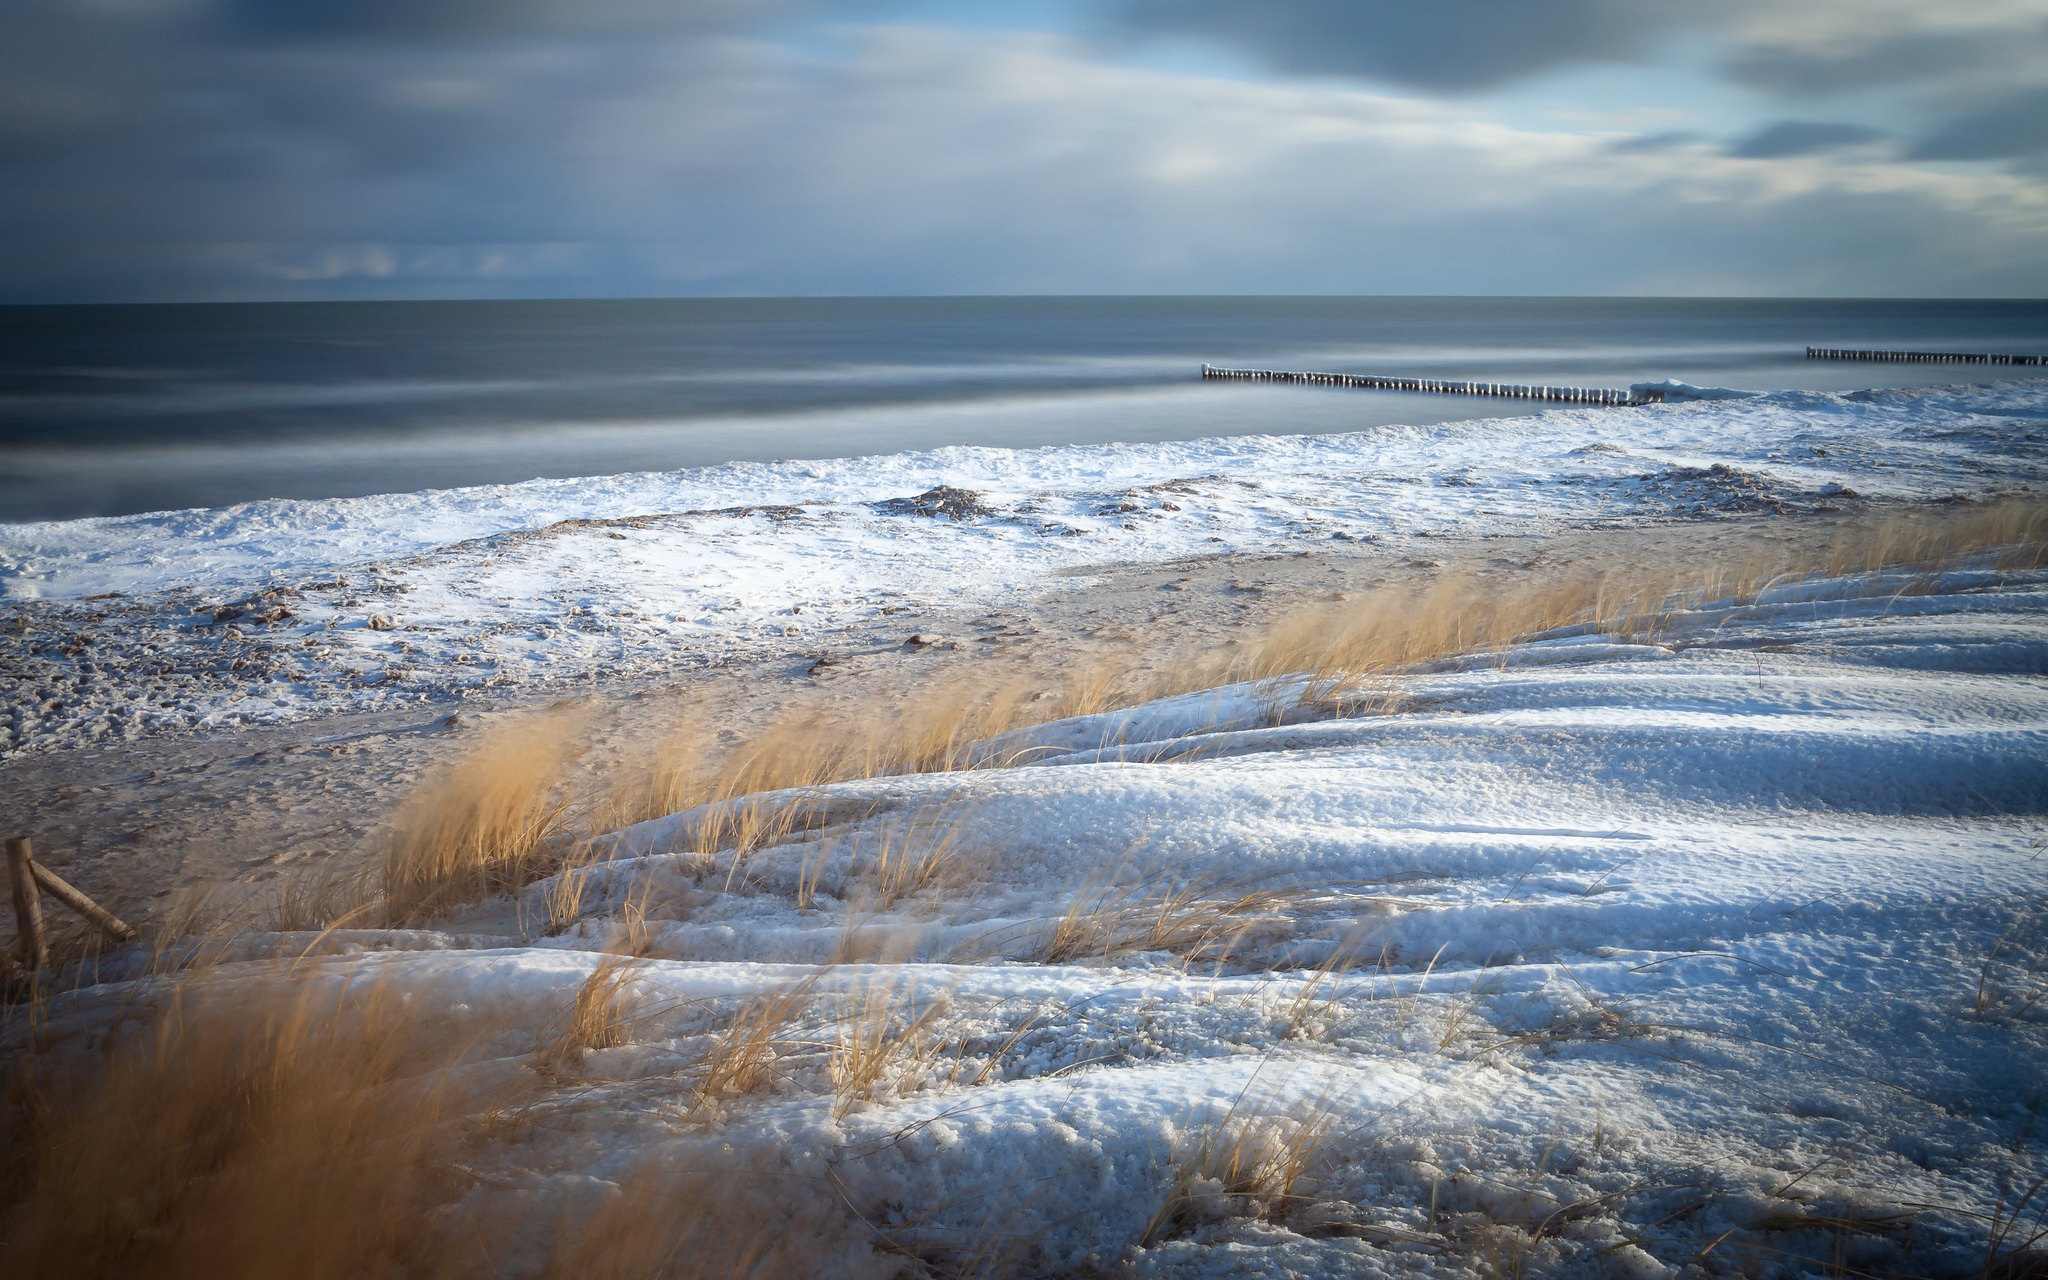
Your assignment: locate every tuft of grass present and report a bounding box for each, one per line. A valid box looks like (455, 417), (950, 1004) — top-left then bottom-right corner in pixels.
(830, 978), (951, 1119)
(537, 955), (645, 1078)
(1041, 871), (1309, 966)
(1279, 945), (1359, 1041)
(541, 854), (598, 936)
(1974, 895), (2048, 1023)
(596, 723), (714, 834)
(688, 978), (821, 1108)
(380, 710), (583, 924)
(1980, 1178), (2048, 1280)
(606, 876), (664, 956)
(0, 979), (487, 1280)
(598, 657), (1194, 840)
(1, 970), (881, 1280)
(1140, 1085), (1344, 1247)
(847, 809), (977, 911)
(269, 862), (379, 934)
(1230, 570), (1655, 713)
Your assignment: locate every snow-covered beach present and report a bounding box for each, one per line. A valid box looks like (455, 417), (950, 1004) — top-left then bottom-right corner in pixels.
(4, 381), (2041, 754)
(3, 381), (2046, 1278)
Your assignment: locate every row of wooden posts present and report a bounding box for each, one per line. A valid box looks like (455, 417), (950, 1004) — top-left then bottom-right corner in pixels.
(6, 836), (135, 974)
(1807, 346), (2045, 366)
(1200, 364), (1652, 406)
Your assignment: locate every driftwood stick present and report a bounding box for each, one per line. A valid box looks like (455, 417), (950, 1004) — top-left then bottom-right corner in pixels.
(7, 837), (48, 969)
(30, 860), (137, 942)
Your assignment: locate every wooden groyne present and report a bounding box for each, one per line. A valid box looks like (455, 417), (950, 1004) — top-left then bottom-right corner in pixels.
(1201, 364), (1652, 405)
(1807, 346), (2044, 366)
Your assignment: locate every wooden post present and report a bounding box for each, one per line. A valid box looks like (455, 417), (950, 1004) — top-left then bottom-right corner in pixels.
(30, 862), (136, 942)
(8, 837), (47, 970)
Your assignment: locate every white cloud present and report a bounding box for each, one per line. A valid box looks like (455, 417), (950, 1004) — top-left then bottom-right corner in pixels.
(533, 28), (2048, 295)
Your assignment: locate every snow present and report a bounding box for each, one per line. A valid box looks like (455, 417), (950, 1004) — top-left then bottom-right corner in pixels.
(24, 563), (2048, 1276)
(1630, 379), (1763, 401)
(3, 380), (2045, 752)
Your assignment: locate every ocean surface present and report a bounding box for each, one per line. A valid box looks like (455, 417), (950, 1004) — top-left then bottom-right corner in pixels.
(4, 296), (2046, 522)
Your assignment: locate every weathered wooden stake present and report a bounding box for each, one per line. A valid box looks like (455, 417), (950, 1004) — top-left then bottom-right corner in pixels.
(31, 861), (137, 942)
(7, 836), (47, 970)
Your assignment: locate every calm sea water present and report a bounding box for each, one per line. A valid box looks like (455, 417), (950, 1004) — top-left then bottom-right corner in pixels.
(4, 297), (2046, 521)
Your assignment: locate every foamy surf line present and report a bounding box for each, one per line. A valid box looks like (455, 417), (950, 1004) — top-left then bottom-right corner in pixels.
(0, 381), (2043, 752)
(4, 381), (2041, 600)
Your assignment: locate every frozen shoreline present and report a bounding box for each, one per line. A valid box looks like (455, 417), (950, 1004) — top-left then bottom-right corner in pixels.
(2, 381), (2042, 756)
(6, 381), (2036, 603)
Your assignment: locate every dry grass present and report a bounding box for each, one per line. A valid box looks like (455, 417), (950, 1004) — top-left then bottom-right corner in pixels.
(1824, 496), (2048, 577)
(830, 978), (953, 1119)
(1041, 871), (1311, 966)
(766, 807), (975, 920)
(270, 862), (380, 933)
(595, 657), (1193, 840)
(0, 969), (898, 1280)
(605, 875), (664, 956)
(1229, 567), (1723, 713)
(0, 979), (484, 1279)
(1222, 495), (2048, 715)
(598, 690), (1012, 840)
(1140, 1085), (1345, 1247)
(536, 955), (645, 1078)
(379, 709), (583, 924)
(844, 808), (978, 911)
(540, 853), (599, 935)
(687, 978), (822, 1108)
(1279, 945), (1359, 1041)
(594, 722), (714, 834)
(1980, 1178), (2048, 1280)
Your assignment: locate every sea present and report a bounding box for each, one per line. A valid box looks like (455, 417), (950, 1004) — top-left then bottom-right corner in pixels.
(3, 296), (2046, 522)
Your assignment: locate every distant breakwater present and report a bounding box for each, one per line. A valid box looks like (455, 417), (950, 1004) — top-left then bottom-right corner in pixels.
(1200, 364), (1654, 405)
(1808, 346), (2044, 366)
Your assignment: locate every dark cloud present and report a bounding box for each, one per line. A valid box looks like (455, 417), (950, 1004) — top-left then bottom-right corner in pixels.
(216, 0), (775, 42)
(1912, 87), (2048, 160)
(1723, 28), (2039, 97)
(1115, 0), (2048, 114)
(1, 5), (2045, 301)
(0, 3), (163, 160)
(1730, 120), (1886, 159)
(1116, 0), (1690, 91)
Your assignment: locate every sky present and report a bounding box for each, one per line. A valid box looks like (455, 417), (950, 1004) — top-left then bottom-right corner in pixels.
(3, 0), (2047, 301)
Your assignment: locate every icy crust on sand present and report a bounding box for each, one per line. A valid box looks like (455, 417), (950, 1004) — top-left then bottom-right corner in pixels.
(27, 572), (2048, 1277)
(2, 380), (2044, 752)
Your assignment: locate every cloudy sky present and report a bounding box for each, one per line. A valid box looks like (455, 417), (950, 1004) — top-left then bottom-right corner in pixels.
(4, 0), (2047, 300)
